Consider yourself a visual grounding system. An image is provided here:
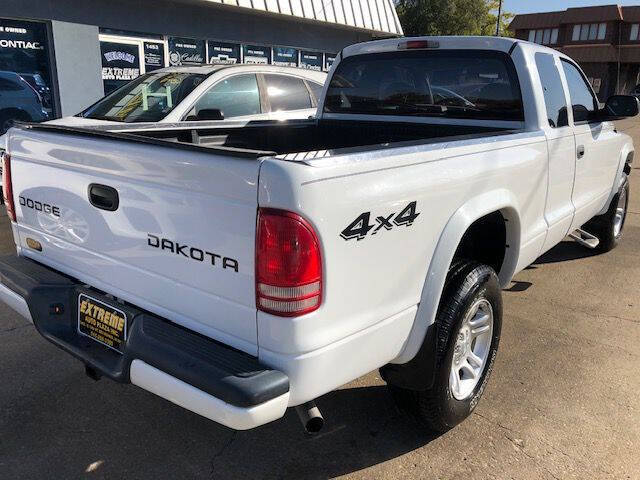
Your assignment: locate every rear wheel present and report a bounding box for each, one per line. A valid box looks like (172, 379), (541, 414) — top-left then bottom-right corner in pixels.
(389, 260), (502, 433)
(584, 175), (629, 253)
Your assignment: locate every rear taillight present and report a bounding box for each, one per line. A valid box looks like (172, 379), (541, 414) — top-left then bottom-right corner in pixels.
(1, 152), (15, 222)
(256, 208), (322, 317)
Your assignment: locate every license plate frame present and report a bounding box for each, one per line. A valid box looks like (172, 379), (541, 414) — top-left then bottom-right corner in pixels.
(77, 292), (128, 353)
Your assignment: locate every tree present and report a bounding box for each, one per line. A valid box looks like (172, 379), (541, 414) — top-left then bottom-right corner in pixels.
(396, 0), (513, 37)
(485, 0), (514, 37)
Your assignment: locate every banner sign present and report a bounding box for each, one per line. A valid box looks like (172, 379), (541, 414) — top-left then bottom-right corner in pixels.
(168, 37), (205, 66)
(324, 53), (336, 71)
(208, 41), (241, 64)
(143, 42), (164, 72)
(272, 46), (298, 67)
(100, 41), (140, 82)
(300, 51), (323, 71)
(243, 44), (271, 65)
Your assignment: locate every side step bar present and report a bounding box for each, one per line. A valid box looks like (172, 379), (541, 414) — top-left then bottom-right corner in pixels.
(569, 228), (600, 249)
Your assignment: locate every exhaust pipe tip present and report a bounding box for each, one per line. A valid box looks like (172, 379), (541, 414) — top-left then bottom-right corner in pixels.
(295, 400), (324, 434)
(304, 415), (324, 434)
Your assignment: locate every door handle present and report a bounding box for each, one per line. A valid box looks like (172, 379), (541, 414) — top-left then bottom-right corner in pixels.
(88, 184), (119, 211)
(577, 145), (585, 159)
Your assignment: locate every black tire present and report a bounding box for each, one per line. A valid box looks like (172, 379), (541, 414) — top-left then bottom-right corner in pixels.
(584, 175), (629, 253)
(389, 260), (502, 433)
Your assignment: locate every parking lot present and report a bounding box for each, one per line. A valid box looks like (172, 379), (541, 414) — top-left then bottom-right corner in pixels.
(0, 120), (639, 480)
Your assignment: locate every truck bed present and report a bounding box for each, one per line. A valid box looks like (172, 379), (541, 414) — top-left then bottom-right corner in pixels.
(6, 118), (523, 361)
(23, 119), (517, 158)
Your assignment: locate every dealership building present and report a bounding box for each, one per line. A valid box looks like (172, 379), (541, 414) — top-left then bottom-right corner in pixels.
(509, 4), (640, 101)
(0, 0), (402, 126)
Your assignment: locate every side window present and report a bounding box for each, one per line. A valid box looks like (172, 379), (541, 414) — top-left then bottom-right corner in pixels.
(264, 74), (312, 111)
(561, 60), (597, 123)
(190, 74), (260, 118)
(308, 81), (323, 103)
(535, 53), (568, 128)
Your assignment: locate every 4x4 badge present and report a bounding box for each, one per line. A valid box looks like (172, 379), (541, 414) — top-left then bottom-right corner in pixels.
(340, 201), (420, 241)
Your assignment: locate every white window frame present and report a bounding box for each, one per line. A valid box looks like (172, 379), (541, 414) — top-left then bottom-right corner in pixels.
(529, 28), (559, 45)
(572, 23), (607, 42)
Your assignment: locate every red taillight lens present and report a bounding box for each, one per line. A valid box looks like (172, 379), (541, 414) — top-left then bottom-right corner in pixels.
(256, 208), (322, 316)
(1, 153), (15, 222)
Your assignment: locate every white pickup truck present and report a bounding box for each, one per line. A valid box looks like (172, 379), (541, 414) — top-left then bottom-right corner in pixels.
(0, 36), (636, 434)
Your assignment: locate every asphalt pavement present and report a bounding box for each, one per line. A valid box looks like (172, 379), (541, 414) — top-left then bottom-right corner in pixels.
(1, 121), (639, 479)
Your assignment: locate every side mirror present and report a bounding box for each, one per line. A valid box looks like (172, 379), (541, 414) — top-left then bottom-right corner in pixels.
(603, 95), (639, 119)
(196, 108), (225, 121)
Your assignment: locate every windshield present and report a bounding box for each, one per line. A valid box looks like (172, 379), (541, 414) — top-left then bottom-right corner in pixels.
(324, 50), (524, 121)
(80, 72), (207, 122)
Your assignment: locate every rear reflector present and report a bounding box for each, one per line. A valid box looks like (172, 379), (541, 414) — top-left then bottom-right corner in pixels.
(1, 152), (15, 222)
(256, 208), (322, 317)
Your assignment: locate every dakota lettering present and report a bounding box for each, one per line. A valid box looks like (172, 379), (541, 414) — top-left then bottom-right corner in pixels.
(190, 247), (204, 261)
(175, 242), (189, 257)
(161, 239), (174, 252)
(146, 234), (238, 273)
(147, 234), (160, 247)
(205, 251), (220, 265)
(223, 258), (239, 272)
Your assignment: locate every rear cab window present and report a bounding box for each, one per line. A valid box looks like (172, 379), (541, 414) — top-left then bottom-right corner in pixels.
(535, 53), (569, 128)
(324, 50), (524, 121)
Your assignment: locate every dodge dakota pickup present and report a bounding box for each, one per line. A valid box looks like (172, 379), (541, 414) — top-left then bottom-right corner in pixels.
(0, 36), (636, 434)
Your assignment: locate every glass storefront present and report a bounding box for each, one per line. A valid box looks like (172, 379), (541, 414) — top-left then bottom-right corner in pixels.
(324, 53), (336, 71)
(0, 18), (55, 133)
(273, 46), (298, 67)
(100, 34), (166, 95)
(207, 41), (241, 64)
(300, 51), (323, 71)
(100, 40), (142, 95)
(143, 42), (165, 72)
(0, 19), (339, 126)
(242, 44), (271, 64)
(97, 29), (335, 96)
(168, 37), (206, 66)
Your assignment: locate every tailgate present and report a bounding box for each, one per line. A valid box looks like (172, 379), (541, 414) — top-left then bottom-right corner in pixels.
(7, 126), (261, 354)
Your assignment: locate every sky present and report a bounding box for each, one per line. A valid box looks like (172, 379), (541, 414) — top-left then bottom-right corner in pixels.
(503, 0), (639, 15)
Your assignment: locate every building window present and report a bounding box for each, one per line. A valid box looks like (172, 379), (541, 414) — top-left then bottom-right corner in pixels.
(630, 24), (639, 41)
(168, 37), (206, 66)
(0, 18), (55, 131)
(528, 28), (559, 45)
(571, 23), (606, 42)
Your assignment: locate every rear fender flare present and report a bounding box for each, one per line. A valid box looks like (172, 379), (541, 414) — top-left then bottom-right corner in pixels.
(597, 142), (634, 216)
(391, 189), (521, 365)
